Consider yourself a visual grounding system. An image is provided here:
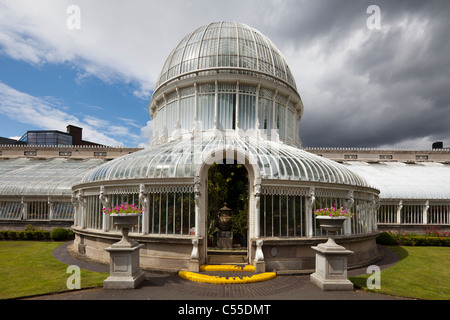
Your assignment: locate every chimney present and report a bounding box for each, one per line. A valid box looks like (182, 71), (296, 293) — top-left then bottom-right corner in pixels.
(432, 141), (443, 149)
(67, 125), (83, 145)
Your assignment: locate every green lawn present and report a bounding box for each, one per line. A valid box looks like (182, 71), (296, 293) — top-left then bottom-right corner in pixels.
(1, 242), (449, 300)
(0, 241), (108, 299)
(349, 246), (450, 300)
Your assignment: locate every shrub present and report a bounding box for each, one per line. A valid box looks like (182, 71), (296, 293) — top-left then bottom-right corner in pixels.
(398, 235), (450, 247)
(377, 230), (450, 247)
(376, 232), (398, 245)
(23, 231), (34, 240)
(66, 228), (75, 239)
(35, 230), (51, 240)
(0, 229), (58, 241)
(50, 228), (70, 241)
(7, 231), (18, 240)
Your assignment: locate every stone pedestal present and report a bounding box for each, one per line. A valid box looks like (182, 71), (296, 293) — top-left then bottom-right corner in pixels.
(188, 238), (200, 272)
(104, 243), (145, 289)
(310, 238), (354, 291)
(103, 217), (145, 290)
(217, 231), (233, 249)
(254, 239), (265, 273)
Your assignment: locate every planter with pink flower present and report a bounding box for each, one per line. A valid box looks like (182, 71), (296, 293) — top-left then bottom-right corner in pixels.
(103, 202), (145, 289)
(314, 205), (353, 236)
(105, 203), (142, 230)
(310, 205), (355, 291)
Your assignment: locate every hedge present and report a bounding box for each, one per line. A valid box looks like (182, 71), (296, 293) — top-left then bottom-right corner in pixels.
(0, 228), (74, 241)
(376, 231), (450, 247)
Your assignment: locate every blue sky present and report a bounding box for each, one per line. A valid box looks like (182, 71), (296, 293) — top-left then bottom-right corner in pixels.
(0, 0), (449, 148)
(0, 55), (149, 145)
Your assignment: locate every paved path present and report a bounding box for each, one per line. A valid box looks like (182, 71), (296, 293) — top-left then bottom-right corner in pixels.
(26, 241), (407, 301)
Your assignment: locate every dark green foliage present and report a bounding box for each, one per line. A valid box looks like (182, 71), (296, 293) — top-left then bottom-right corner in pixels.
(0, 224), (71, 241)
(377, 229), (450, 247)
(50, 228), (70, 241)
(207, 162), (249, 246)
(376, 232), (398, 245)
(0, 230), (51, 240)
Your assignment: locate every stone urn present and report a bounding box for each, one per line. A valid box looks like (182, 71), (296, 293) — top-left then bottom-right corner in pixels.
(314, 215), (350, 250)
(110, 213), (140, 247)
(218, 203), (232, 231)
(316, 215), (347, 233)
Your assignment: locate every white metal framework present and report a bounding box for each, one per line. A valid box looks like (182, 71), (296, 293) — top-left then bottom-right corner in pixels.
(155, 22), (297, 91)
(149, 22), (304, 148)
(81, 134), (368, 186)
(344, 161), (450, 226)
(0, 158), (105, 221)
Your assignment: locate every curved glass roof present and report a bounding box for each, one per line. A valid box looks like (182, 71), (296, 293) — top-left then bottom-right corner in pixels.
(80, 135), (369, 188)
(154, 22), (297, 91)
(344, 161), (450, 200)
(0, 158), (106, 197)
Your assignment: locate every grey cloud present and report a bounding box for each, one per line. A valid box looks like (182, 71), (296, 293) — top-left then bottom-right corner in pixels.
(1, 0), (448, 149)
(279, 0), (450, 148)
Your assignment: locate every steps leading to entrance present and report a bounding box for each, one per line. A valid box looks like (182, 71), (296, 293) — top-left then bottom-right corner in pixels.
(200, 264), (255, 272)
(207, 254), (248, 265)
(178, 265), (276, 284)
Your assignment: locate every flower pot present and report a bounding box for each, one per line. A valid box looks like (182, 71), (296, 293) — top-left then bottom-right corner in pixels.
(315, 216), (348, 249)
(315, 216), (347, 235)
(111, 213), (139, 229)
(110, 214), (140, 247)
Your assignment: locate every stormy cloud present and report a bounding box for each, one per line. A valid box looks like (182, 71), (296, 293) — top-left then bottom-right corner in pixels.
(0, 0), (448, 148)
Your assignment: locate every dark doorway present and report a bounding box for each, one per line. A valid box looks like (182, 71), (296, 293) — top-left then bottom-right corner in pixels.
(206, 160), (249, 264)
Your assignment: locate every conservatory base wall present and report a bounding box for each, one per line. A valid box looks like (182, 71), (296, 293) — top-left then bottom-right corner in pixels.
(72, 227), (199, 273)
(73, 228), (380, 274)
(255, 232), (380, 273)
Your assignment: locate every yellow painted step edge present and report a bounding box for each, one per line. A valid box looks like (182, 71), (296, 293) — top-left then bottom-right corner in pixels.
(178, 271), (276, 284)
(199, 265), (255, 272)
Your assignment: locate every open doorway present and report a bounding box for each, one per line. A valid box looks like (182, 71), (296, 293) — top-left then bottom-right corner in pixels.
(206, 160), (249, 264)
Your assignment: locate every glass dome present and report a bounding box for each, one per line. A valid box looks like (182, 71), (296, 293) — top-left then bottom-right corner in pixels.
(155, 22), (297, 91)
(149, 22), (304, 147)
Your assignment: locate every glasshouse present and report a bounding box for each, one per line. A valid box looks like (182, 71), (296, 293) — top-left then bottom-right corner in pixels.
(70, 22), (381, 273)
(1, 22), (449, 274)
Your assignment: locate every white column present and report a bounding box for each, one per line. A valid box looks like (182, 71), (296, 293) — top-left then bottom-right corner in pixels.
(139, 184), (149, 234)
(99, 186), (111, 232)
(48, 197), (54, 221)
(193, 82), (198, 130)
(71, 195), (78, 226)
(214, 80), (218, 130)
(397, 200), (403, 224)
(194, 180), (201, 237)
(255, 84), (260, 131)
(78, 191), (87, 229)
(21, 197), (28, 220)
(306, 187), (315, 237)
(254, 183), (261, 239)
(235, 81), (240, 130)
(423, 200), (429, 224)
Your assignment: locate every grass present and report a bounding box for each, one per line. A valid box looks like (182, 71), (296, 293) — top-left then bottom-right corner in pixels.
(0, 241), (108, 299)
(349, 246), (450, 300)
(1, 242), (449, 300)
